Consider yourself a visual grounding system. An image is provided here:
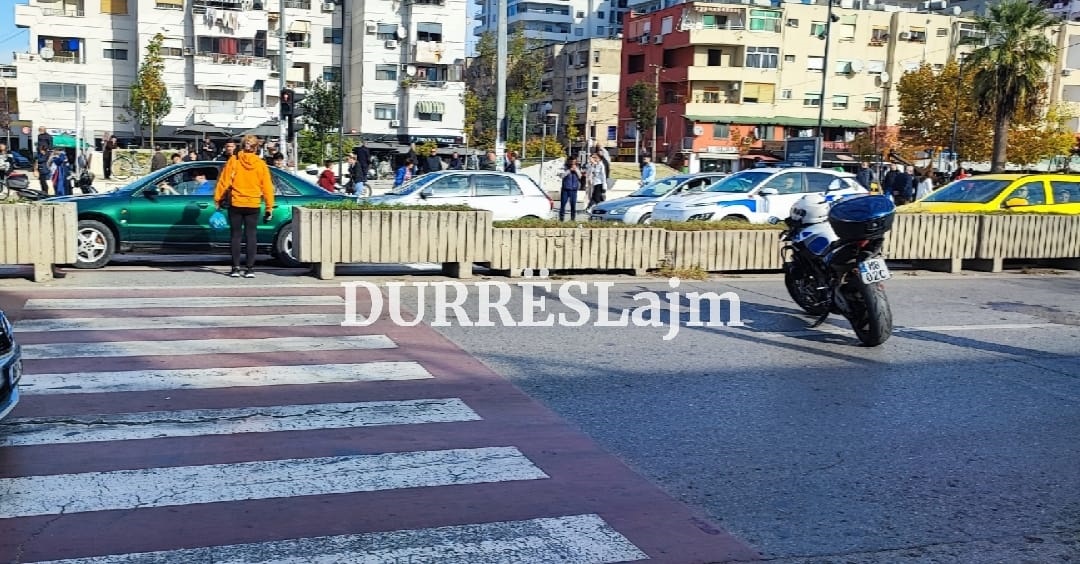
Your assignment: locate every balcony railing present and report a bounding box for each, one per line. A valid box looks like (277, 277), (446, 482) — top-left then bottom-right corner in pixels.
(195, 53), (272, 67)
(14, 52), (82, 64)
(41, 7), (85, 17)
(287, 40), (311, 48)
(0, 66), (16, 78)
(284, 0), (310, 8)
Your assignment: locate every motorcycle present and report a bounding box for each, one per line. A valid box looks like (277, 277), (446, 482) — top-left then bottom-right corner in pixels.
(769, 193), (896, 347)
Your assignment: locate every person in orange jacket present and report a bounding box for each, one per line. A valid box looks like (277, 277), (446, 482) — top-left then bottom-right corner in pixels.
(215, 134), (275, 278)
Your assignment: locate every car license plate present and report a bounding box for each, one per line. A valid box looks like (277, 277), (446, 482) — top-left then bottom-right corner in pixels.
(857, 258), (891, 284)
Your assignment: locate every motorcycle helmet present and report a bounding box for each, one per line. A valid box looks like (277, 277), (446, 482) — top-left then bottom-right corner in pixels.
(790, 193), (831, 224)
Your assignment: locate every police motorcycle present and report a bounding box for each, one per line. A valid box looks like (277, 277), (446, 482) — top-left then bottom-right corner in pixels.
(0, 155), (40, 201)
(768, 193), (897, 347)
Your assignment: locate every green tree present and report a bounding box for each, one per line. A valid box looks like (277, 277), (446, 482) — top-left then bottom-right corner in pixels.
(127, 33), (171, 148)
(464, 30), (544, 149)
(299, 78), (343, 158)
(297, 129), (355, 167)
(967, 0), (1059, 172)
(565, 105), (579, 149)
(627, 81), (657, 158)
(896, 61), (991, 164)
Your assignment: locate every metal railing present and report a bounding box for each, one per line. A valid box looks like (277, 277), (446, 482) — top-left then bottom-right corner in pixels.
(41, 8), (85, 16)
(194, 53), (272, 67)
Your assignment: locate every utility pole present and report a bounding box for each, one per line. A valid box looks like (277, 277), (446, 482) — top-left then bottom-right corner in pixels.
(279, 0), (288, 168)
(948, 58), (963, 174)
(815, 3), (836, 167)
(495, 0), (508, 170)
(522, 102), (527, 162)
(651, 64), (661, 162)
(337, 0), (346, 181)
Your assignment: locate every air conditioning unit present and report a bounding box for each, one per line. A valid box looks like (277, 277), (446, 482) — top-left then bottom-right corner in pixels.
(898, 31), (911, 40)
(654, 34), (663, 44)
(389, 120), (400, 127)
(366, 24), (377, 34)
(591, 89), (599, 97)
(639, 35), (649, 44)
(321, 2), (335, 11)
(385, 40), (398, 49)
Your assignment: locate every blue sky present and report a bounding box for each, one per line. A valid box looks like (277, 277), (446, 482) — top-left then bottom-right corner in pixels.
(0, 1), (28, 65)
(0, 1), (476, 63)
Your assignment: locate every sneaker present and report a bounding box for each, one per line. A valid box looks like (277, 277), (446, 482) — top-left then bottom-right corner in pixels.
(243, 269), (255, 278)
(229, 268), (242, 278)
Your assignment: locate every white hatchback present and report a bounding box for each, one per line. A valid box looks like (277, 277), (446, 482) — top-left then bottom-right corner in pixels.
(650, 167), (868, 223)
(362, 171), (553, 221)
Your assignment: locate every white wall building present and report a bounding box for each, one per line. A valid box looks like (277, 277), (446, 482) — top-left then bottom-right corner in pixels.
(11, 0), (467, 152)
(344, 0), (469, 147)
(473, 0), (629, 44)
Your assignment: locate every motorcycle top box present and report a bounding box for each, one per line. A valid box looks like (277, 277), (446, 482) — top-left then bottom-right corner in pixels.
(828, 194), (896, 241)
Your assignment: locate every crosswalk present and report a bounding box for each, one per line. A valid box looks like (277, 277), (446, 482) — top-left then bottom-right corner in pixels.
(0, 287), (758, 563)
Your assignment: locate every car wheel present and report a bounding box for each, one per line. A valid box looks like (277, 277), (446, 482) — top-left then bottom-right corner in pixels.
(74, 219), (116, 269)
(638, 213), (652, 224)
(274, 223), (305, 268)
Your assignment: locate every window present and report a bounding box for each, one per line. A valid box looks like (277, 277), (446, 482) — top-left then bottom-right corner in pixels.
(628, 54), (644, 73)
(1005, 181), (1046, 205)
(805, 172), (840, 193)
(707, 49), (723, 66)
(593, 49), (600, 63)
(867, 60), (886, 75)
(376, 23), (397, 40)
(427, 175), (471, 197)
(745, 46), (779, 69)
(712, 123), (729, 138)
(742, 83), (775, 104)
(273, 174), (303, 197)
(907, 27), (926, 42)
(418, 109), (443, 121)
(781, 89), (792, 99)
(375, 64), (397, 80)
(1050, 181), (1080, 203)
(838, 15), (856, 40)
(871, 26), (889, 43)
(39, 82), (86, 101)
(474, 175), (522, 196)
(661, 16), (673, 34)
(100, 0), (128, 14)
(591, 76), (599, 96)
(749, 9), (781, 32)
(663, 49), (676, 67)
(701, 86), (721, 103)
(784, 54), (795, 62)
(607, 125), (616, 141)
(834, 60), (851, 74)
(957, 22), (986, 45)
(832, 95), (849, 109)
(323, 65), (341, 82)
(936, 28), (947, 37)
(102, 87), (128, 107)
(864, 96), (881, 111)
(323, 27), (342, 44)
(597, 26), (605, 35)
(374, 103), (397, 120)
(763, 172), (804, 194)
(803, 92), (821, 107)
(575, 27), (584, 36)
(810, 21), (825, 37)
(787, 18), (799, 27)
(807, 56), (824, 72)
(417, 22), (442, 42)
(103, 45), (128, 60)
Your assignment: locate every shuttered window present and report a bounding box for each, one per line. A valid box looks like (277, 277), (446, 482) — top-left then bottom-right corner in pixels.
(742, 83), (774, 104)
(100, 0), (128, 14)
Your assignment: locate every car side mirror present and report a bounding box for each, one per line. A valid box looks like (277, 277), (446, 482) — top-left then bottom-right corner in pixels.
(759, 188), (778, 196)
(1004, 197), (1028, 208)
(767, 216), (781, 224)
(144, 187), (159, 197)
(419, 188), (431, 199)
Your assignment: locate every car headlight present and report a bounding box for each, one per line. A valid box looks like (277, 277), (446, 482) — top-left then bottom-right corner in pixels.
(612, 207), (629, 214)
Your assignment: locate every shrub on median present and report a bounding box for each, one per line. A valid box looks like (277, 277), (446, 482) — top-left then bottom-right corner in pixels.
(302, 201), (475, 211)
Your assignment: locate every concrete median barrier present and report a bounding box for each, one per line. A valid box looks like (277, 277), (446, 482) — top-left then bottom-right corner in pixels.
(0, 202), (77, 282)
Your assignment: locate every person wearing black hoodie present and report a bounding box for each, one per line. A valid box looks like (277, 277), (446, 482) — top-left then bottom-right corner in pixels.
(420, 146), (443, 175)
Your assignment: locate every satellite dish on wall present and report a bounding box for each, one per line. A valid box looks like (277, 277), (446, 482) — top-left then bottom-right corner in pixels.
(879, 71), (891, 84)
(40, 47), (54, 60)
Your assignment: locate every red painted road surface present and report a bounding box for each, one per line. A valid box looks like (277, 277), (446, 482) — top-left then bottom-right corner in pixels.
(0, 286), (760, 563)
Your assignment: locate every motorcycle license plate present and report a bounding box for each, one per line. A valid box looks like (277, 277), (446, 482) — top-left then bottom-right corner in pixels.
(857, 258), (891, 284)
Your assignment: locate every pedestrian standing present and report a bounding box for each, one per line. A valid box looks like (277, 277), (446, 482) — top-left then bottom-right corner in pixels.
(102, 135), (118, 179)
(34, 146), (51, 195)
(558, 157), (584, 221)
(354, 142), (371, 182)
(640, 156), (655, 186)
(915, 170), (934, 200)
(215, 134), (275, 279)
(50, 149), (70, 197)
(586, 153), (607, 211)
(394, 159), (415, 187)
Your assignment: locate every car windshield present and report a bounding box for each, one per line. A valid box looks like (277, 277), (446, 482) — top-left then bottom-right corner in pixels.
(629, 177), (683, 197)
(921, 179), (1013, 203)
(704, 171), (772, 193)
(387, 174), (438, 195)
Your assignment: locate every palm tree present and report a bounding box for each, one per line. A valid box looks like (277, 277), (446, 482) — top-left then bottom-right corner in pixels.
(967, 0), (1058, 172)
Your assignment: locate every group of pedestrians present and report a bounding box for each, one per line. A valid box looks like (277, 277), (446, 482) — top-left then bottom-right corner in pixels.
(558, 145), (612, 221)
(856, 161), (969, 204)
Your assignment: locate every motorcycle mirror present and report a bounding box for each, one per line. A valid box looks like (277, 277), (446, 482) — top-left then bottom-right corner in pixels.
(767, 216), (780, 224)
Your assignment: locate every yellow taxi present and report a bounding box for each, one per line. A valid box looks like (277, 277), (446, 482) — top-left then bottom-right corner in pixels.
(899, 174), (1080, 214)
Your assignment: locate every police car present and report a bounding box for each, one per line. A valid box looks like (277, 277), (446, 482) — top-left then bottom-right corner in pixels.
(0, 310), (22, 421)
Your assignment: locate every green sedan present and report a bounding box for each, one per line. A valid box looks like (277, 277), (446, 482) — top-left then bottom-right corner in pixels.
(47, 161), (348, 269)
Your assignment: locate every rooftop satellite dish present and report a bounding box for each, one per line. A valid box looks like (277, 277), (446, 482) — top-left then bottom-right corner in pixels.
(879, 71), (891, 84)
(849, 59), (864, 72)
(952, 6), (961, 15)
(40, 47), (54, 60)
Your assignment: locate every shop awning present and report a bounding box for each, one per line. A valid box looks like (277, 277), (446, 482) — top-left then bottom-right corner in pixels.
(416, 100), (445, 114)
(683, 115), (872, 129)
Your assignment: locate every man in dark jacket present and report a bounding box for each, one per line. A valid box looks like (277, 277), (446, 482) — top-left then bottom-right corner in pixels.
(856, 161), (873, 190)
(420, 146), (443, 174)
(353, 142), (371, 182)
(892, 166), (913, 205)
(36, 127), (53, 153)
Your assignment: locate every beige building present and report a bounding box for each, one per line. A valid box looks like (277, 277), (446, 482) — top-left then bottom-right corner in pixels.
(529, 38), (622, 154)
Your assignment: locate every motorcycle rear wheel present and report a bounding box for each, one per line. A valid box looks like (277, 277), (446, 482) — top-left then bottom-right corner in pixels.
(845, 281), (893, 347)
(784, 262), (830, 316)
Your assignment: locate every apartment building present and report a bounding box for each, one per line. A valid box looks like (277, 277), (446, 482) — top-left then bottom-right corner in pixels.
(344, 0), (468, 147)
(528, 38), (622, 152)
(9, 0), (466, 154)
(473, 0), (630, 43)
(617, 1), (993, 172)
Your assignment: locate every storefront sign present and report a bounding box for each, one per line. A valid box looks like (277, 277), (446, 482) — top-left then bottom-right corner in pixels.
(705, 145), (739, 154)
(785, 137), (822, 167)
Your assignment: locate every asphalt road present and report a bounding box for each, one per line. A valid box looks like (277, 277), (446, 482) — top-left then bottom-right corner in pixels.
(1, 260), (1078, 562)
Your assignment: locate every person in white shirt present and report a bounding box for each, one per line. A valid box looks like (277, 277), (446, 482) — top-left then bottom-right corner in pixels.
(915, 171), (934, 200)
(585, 153), (607, 211)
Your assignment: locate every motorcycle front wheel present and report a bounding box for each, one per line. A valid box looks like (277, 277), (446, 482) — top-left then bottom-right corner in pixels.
(844, 280), (893, 347)
(784, 261), (830, 316)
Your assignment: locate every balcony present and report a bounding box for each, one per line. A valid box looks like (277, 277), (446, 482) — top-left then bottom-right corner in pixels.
(14, 51), (82, 64)
(193, 54), (272, 91)
(412, 41), (446, 64)
(192, 103), (275, 129)
(686, 65), (777, 85)
(0, 65), (15, 79)
(683, 101), (776, 120)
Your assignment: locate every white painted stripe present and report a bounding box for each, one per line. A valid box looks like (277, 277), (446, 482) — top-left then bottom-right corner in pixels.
(20, 335), (395, 360)
(15, 314), (348, 333)
(0, 446), (548, 519)
(22, 296), (344, 310)
(20, 362), (432, 395)
(0, 398), (481, 447)
(30, 514), (648, 564)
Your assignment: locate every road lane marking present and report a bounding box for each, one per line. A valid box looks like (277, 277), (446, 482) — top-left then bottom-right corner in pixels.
(22, 296), (344, 310)
(20, 335), (396, 360)
(0, 399), (481, 446)
(0, 446), (548, 519)
(20, 362), (433, 394)
(15, 314), (349, 332)
(30, 514), (649, 564)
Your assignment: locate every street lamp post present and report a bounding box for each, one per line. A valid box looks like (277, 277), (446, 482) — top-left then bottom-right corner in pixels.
(948, 56), (964, 174)
(815, 4), (838, 168)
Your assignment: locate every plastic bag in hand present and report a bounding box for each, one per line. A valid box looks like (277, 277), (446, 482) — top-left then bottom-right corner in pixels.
(209, 210), (228, 230)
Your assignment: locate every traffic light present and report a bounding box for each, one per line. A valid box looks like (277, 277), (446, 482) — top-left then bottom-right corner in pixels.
(280, 88), (295, 119)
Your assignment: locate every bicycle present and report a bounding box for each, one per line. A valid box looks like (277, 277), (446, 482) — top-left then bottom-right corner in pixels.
(110, 149), (149, 181)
